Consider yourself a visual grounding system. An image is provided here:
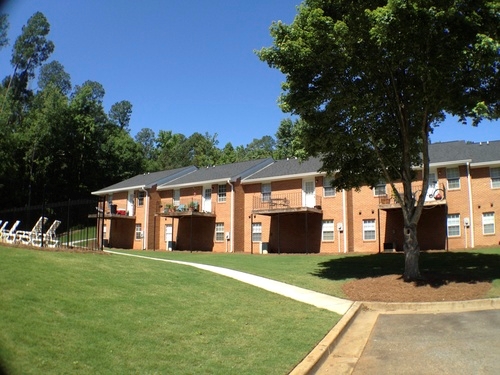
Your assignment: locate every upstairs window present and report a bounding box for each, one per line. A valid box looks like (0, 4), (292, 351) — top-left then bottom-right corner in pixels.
(490, 167), (500, 189)
(323, 177), (336, 197)
(173, 189), (180, 206)
(138, 191), (145, 206)
(373, 181), (386, 196)
(446, 167), (460, 190)
(218, 185), (226, 203)
(261, 183), (271, 202)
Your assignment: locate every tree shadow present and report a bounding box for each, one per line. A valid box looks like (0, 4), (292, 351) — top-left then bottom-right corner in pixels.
(311, 252), (500, 288)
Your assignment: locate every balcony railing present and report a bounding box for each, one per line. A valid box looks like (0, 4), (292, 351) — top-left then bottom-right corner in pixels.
(379, 183), (446, 207)
(252, 192), (322, 211)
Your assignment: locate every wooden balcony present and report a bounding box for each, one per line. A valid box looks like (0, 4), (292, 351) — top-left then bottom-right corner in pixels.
(379, 184), (447, 210)
(252, 192), (322, 215)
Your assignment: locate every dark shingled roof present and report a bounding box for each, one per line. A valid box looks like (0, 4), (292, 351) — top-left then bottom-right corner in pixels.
(158, 158), (273, 188)
(92, 166), (197, 195)
(429, 140), (500, 165)
(243, 157), (323, 181)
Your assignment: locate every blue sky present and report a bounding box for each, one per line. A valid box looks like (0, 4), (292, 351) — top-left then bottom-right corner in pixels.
(1, 0), (498, 148)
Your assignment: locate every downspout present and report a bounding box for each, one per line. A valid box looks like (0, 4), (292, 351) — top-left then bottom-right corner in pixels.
(141, 187), (149, 250)
(342, 189), (347, 253)
(227, 179), (234, 253)
(466, 162), (474, 248)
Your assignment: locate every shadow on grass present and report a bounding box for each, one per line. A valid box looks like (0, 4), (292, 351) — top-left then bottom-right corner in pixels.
(311, 251), (500, 288)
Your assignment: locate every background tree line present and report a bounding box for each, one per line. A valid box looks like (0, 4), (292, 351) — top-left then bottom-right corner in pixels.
(0, 12), (303, 209)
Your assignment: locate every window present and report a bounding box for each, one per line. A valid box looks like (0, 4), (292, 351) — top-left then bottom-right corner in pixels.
(252, 223), (262, 242)
(215, 223), (224, 241)
(135, 224), (142, 240)
(447, 214), (460, 237)
(363, 219), (376, 240)
(373, 181), (386, 196)
(490, 167), (500, 189)
(323, 177), (336, 197)
(446, 167), (460, 190)
(261, 183), (271, 202)
(107, 194), (113, 206)
(218, 185), (226, 203)
(483, 212), (495, 235)
(173, 189), (180, 206)
(138, 191), (145, 206)
(322, 220), (334, 241)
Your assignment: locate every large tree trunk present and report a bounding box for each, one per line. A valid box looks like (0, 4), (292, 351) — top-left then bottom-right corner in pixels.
(403, 222), (421, 281)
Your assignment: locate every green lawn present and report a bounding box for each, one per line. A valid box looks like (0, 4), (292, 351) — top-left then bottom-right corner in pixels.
(2, 246), (499, 374)
(120, 247), (500, 299)
(0, 247), (339, 375)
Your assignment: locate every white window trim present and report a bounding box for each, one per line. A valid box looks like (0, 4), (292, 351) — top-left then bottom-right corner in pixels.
(482, 212), (495, 235)
(447, 214), (461, 237)
(218, 185), (227, 203)
(363, 219), (376, 241)
(323, 177), (336, 197)
(252, 223), (262, 242)
(215, 223), (224, 242)
(322, 220), (335, 241)
(446, 167), (461, 190)
(490, 167), (500, 189)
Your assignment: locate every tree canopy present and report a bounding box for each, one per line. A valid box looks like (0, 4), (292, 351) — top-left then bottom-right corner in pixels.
(257, 0), (499, 280)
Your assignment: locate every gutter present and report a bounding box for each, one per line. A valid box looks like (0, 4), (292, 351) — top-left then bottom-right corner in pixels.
(227, 179), (234, 253)
(466, 162), (474, 248)
(342, 189), (347, 253)
(141, 187), (149, 250)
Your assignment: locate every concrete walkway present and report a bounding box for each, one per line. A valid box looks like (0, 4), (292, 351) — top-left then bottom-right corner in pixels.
(104, 250), (353, 315)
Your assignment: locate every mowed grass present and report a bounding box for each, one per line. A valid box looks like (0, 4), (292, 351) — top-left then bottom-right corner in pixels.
(0, 247), (339, 375)
(121, 247), (500, 298)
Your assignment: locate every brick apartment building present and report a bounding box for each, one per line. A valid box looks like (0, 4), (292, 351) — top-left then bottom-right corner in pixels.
(92, 140), (500, 253)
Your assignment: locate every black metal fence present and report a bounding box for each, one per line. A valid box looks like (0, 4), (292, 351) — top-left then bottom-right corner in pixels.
(0, 198), (101, 250)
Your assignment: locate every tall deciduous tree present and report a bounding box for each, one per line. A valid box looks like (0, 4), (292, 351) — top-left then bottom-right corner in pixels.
(257, 0), (499, 280)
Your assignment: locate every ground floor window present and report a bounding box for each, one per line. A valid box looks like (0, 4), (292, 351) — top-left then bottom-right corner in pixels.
(483, 212), (495, 235)
(215, 223), (224, 242)
(447, 214), (460, 237)
(135, 224), (142, 240)
(363, 219), (376, 240)
(322, 220), (334, 241)
(252, 223), (262, 242)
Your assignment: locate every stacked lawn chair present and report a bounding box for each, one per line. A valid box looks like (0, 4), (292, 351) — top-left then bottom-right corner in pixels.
(0, 221), (7, 241)
(45, 220), (61, 248)
(16, 216), (48, 245)
(3, 220), (21, 244)
(32, 220), (61, 247)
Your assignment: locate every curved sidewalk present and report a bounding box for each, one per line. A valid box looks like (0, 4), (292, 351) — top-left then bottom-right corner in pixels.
(104, 250), (353, 315)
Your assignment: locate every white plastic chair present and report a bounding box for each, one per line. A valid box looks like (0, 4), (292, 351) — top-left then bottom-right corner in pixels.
(45, 220), (61, 248)
(16, 217), (48, 245)
(4, 220), (21, 243)
(0, 221), (7, 240)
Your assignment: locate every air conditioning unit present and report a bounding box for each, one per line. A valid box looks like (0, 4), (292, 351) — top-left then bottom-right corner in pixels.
(260, 242), (269, 254)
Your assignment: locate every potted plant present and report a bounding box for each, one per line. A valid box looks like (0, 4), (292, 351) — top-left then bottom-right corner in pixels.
(189, 201), (199, 212)
(164, 204), (173, 213)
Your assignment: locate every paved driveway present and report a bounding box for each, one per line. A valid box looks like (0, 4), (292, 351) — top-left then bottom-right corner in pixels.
(352, 309), (500, 375)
